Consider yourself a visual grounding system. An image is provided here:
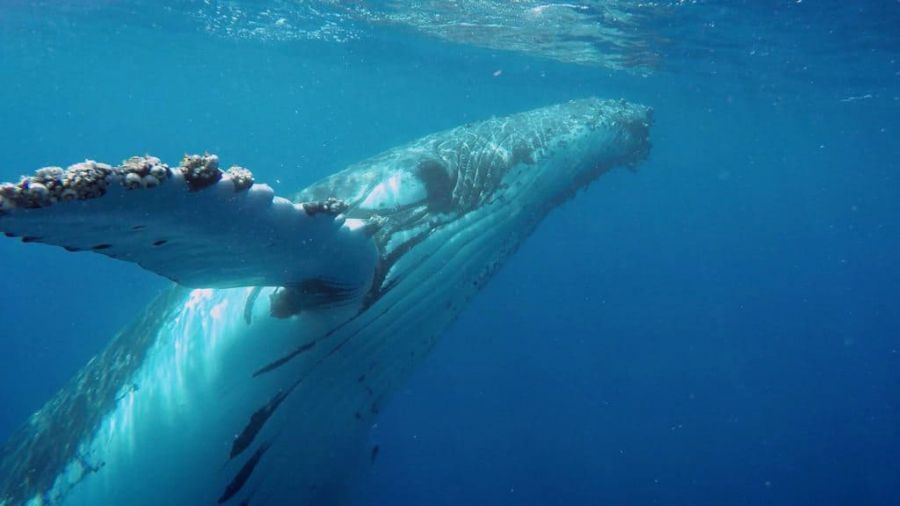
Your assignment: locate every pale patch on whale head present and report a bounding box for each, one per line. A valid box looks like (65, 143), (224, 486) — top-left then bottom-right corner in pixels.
(359, 170), (427, 210)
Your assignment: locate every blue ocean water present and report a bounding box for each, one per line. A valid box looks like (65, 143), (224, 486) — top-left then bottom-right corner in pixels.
(0, 1), (898, 505)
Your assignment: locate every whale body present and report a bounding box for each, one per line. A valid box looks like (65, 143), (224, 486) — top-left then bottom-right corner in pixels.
(0, 98), (652, 505)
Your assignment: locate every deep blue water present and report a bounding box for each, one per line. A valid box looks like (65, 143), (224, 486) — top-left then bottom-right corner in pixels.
(1, 1), (898, 505)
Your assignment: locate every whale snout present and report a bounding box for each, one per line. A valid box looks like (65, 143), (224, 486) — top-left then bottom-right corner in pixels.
(528, 98), (653, 199)
(582, 98), (654, 168)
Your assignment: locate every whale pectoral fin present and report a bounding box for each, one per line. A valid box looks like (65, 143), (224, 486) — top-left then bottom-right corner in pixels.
(0, 155), (378, 290)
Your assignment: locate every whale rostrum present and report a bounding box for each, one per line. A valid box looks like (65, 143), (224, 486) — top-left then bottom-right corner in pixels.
(0, 98), (652, 506)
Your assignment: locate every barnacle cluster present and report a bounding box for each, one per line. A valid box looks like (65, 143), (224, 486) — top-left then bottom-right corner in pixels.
(363, 215), (388, 237)
(64, 162), (115, 199)
(302, 197), (348, 216)
(180, 154), (222, 191)
(119, 156), (171, 190)
(0, 161), (116, 209)
(0, 153), (257, 212)
(0, 156), (170, 210)
(226, 166), (254, 192)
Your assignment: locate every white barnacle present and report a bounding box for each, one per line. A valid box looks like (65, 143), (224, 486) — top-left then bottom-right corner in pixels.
(35, 166), (64, 182)
(205, 154), (219, 171)
(29, 182), (49, 198)
(149, 165), (168, 180)
(0, 185), (20, 209)
(142, 175), (160, 188)
(124, 172), (142, 189)
(60, 188), (78, 201)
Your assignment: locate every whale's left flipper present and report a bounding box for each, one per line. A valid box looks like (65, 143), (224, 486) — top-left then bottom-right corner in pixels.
(0, 155), (378, 291)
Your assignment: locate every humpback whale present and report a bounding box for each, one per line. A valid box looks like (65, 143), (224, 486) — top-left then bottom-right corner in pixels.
(0, 98), (652, 506)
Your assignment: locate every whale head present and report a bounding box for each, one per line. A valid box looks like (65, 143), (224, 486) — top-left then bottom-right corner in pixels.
(299, 97), (652, 246)
(295, 98), (652, 305)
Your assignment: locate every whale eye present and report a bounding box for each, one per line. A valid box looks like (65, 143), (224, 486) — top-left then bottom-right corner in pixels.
(417, 159), (454, 212)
